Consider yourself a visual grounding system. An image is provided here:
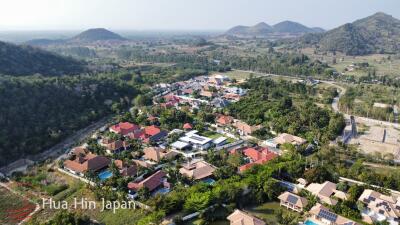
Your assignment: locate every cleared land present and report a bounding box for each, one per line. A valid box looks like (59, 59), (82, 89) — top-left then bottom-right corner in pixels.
(349, 123), (400, 155)
(0, 187), (35, 225)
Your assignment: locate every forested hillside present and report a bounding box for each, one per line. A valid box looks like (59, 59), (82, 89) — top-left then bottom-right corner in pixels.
(0, 66), (206, 167)
(293, 12), (400, 55)
(0, 41), (85, 76)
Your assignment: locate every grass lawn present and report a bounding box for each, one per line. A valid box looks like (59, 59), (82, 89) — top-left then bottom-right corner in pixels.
(245, 201), (303, 224)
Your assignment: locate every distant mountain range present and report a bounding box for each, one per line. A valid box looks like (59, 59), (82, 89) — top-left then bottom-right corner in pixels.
(26, 28), (126, 46)
(0, 41), (85, 76)
(225, 21), (324, 38)
(293, 12), (400, 55)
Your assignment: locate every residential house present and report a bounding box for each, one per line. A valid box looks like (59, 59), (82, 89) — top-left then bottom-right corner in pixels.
(213, 137), (227, 147)
(63, 153), (110, 176)
(239, 147), (278, 172)
(69, 146), (87, 157)
(183, 123), (193, 131)
(224, 93), (241, 101)
(102, 139), (130, 154)
(358, 189), (400, 225)
(114, 160), (137, 177)
(110, 122), (140, 136)
(216, 115), (234, 126)
(233, 120), (261, 136)
(144, 125), (168, 143)
(308, 203), (358, 225)
(179, 131), (213, 150)
(143, 147), (177, 162)
(306, 181), (348, 206)
(179, 160), (216, 180)
(227, 209), (266, 225)
(278, 191), (308, 212)
(127, 170), (167, 192)
(275, 133), (307, 146)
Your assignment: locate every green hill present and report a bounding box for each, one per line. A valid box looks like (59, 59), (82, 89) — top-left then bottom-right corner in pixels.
(70, 28), (126, 42)
(297, 12), (400, 55)
(0, 41), (85, 76)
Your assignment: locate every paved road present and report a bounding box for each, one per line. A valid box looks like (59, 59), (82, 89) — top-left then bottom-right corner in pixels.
(32, 116), (111, 162)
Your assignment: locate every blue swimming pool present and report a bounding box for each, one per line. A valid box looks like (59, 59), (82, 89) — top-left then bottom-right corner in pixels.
(202, 178), (216, 185)
(153, 187), (170, 195)
(304, 219), (318, 225)
(98, 170), (113, 180)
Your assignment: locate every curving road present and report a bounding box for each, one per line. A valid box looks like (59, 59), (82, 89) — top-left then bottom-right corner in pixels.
(232, 69), (399, 129)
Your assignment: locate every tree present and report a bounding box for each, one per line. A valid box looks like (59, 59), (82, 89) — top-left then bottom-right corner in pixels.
(183, 191), (211, 213)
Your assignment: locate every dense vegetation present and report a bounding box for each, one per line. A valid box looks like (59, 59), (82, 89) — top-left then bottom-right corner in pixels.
(0, 65), (206, 167)
(228, 78), (345, 142)
(0, 41), (85, 76)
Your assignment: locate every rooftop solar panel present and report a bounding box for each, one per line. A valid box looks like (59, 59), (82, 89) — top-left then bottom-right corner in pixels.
(287, 195), (298, 204)
(318, 209), (338, 222)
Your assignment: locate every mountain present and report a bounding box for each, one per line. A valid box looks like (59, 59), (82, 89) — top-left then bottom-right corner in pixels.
(273, 21), (315, 33)
(70, 28), (126, 42)
(0, 41), (85, 76)
(225, 21), (321, 38)
(297, 12), (400, 55)
(226, 22), (273, 36)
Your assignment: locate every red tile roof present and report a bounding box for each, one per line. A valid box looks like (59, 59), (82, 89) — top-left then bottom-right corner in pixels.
(64, 153), (110, 173)
(240, 147), (277, 172)
(217, 115), (234, 125)
(110, 122), (140, 135)
(128, 170), (166, 191)
(183, 123), (193, 130)
(144, 125), (161, 136)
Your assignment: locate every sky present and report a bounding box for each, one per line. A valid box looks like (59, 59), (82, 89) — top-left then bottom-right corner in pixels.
(1, 0), (400, 31)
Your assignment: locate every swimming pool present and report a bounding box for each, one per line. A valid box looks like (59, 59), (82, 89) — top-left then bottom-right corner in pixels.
(98, 170), (113, 181)
(304, 219), (318, 225)
(153, 187), (170, 196)
(202, 178), (216, 185)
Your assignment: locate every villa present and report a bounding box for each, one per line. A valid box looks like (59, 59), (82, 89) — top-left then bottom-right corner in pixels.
(233, 120), (262, 136)
(127, 170), (167, 192)
(358, 189), (400, 225)
(178, 130), (213, 150)
(239, 147), (278, 172)
(308, 204), (359, 225)
(109, 122), (140, 136)
(227, 209), (266, 225)
(179, 160), (216, 180)
(63, 153), (110, 176)
(278, 191), (308, 212)
(275, 133), (307, 146)
(143, 147), (178, 162)
(306, 181), (348, 206)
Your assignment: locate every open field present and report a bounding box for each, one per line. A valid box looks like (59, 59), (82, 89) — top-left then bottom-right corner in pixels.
(349, 123), (400, 155)
(0, 187), (35, 225)
(301, 48), (400, 77)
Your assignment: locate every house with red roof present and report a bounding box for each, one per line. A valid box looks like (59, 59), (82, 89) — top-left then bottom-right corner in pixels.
(114, 160), (137, 177)
(239, 147), (278, 172)
(216, 115), (234, 126)
(127, 170), (167, 192)
(143, 125), (168, 143)
(183, 123), (193, 130)
(63, 153), (110, 176)
(101, 139), (130, 154)
(110, 122), (140, 136)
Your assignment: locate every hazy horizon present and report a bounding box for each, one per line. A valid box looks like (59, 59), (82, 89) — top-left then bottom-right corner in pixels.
(1, 0), (400, 31)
